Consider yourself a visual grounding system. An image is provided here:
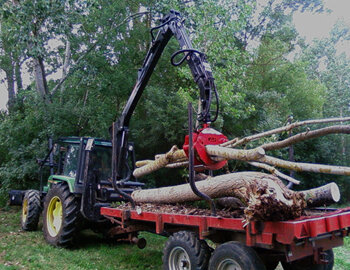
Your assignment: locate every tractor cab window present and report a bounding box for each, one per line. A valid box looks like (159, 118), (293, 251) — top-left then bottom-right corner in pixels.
(91, 146), (112, 180)
(62, 144), (80, 178)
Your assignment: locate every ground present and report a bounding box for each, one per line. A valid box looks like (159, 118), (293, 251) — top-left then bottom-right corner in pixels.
(0, 207), (349, 270)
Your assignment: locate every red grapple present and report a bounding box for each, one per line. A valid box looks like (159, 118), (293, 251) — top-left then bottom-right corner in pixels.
(183, 127), (228, 171)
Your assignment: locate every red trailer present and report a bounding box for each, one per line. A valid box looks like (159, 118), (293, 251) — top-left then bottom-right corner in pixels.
(101, 205), (350, 270)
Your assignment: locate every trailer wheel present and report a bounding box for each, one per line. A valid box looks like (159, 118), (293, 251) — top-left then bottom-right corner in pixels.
(208, 241), (266, 270)
(163, 231), (210, 270)
(43, 183), (79, 247)
(281, 249), (334, 270)
(21, 190), (41, 231)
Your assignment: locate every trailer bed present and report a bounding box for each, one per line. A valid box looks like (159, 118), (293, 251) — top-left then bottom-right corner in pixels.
(101, 205), (350, 262)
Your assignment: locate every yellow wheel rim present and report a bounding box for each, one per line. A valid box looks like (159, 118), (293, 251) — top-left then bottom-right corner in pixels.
(22, 198), (28, 224)
(46, 196), (62, 237)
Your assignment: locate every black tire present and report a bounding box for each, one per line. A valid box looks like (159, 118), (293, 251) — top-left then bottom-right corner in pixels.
(208, 241), (266, 270)
(42, 183), (79, 247)
(21, 189), (41, 231)
(163, 231), (211, 270)
(282, 249), (334, 270)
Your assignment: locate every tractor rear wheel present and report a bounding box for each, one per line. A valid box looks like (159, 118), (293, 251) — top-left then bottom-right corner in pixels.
(43, 183), (79, 247)
(162, 231), (211, 270)
(21, 190), (41, 231)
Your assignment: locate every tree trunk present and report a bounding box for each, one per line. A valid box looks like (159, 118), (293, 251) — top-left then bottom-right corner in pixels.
(15, 58), (23, 92)
(6, 67), (15, 109)
(131, 172), (340, 223)
(33, 57), (49, 100)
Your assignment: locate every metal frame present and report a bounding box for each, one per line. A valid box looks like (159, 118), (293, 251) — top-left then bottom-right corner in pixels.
(101, 206), (350, 263)
(112, 10), (219, 203)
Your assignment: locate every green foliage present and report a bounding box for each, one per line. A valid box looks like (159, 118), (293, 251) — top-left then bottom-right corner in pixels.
(0, 0), (349, 205)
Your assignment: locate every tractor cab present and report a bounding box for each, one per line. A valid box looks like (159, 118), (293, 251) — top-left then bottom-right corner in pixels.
(38, 137), (144, 221)
(41, 137), (113, 194)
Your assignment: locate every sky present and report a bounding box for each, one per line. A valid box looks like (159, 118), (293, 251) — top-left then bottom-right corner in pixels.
(1, 0), (350, 111)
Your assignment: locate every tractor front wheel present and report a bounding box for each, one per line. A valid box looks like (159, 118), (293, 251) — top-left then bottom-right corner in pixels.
(43, 183), (79, 247)
(21, 190), (41, 231)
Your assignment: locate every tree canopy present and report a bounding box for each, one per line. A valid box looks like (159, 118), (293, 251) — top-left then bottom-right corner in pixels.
(0, 0), (349, 206)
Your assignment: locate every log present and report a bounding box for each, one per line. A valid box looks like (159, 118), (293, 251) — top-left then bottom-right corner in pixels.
(216, 197), (245, 209)
(301, 182), (340, 207)
(133, 146), (187, 178)
(206, 145), (350, 176)
(205, 145), (265, 161)
(131, 172), (341, 223)
(221, 117), (350, 147)
(132, 172), (305, 222)
(217, 182), (340, 210)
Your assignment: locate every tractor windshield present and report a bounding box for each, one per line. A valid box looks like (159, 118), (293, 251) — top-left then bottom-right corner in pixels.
(91, 146), (112, 180)
(62, 144), (80, 178)
(61, 142), (112, 180)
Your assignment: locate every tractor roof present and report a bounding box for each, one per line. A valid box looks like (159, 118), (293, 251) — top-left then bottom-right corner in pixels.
(57, 137), (112, 147)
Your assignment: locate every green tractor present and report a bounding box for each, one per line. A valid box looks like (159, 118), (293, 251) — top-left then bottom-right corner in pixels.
(13, 137), (143, 247)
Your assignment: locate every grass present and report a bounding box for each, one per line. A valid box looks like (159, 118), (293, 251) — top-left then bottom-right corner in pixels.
(0, 207), (349, 269)
(0, 207), (166, 270)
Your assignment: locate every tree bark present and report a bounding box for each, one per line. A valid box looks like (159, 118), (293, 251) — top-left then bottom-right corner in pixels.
(258, 155), (350, 176)
(301, 182), (340, 207)
(248, 161), (300, 184)
(206, 145), (265, 161)
(261, 125), (350, 151)
(131, 172), (340, 222)
(33, 57), (49, 100)
(15, 58), (23, 92)
(133, 146), (186, 178)
(132, 172), (305, 222)
(205, 145), (350, 176)
(5, 66), (15, 109)
(221, 117), (350, 147)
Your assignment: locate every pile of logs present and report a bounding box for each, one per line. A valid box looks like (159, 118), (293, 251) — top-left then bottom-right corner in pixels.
(127, 117), (349, 223)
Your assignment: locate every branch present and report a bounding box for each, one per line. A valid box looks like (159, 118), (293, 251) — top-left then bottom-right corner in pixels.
(206, 144), (350, 176)
(221, 117), (350, 147)
(206, 145), (265, 161)
(62, 39), (71, 79)
(261, 125), (350, 151)
(258, 155), (350, 176)
(133, 146), (187, 178)
(166, 161), (189, 168)
(50, 11), (150, 96)
(248, 162), (300, 184)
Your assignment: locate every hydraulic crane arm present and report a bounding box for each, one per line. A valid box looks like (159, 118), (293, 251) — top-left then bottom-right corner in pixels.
(111, 10), (220, 203)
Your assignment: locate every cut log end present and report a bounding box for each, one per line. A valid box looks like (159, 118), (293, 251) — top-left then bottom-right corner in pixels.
(301, 182), (341, 207)
(330, 182), (341, 202)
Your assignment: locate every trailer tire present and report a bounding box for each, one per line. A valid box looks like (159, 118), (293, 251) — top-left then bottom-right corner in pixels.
(208, 241), (266, 270)
(281, 249), (334, 270)
(43, 183), (79, 247)
(163, 231), (210, 270)
(21, 190), (41, 231)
